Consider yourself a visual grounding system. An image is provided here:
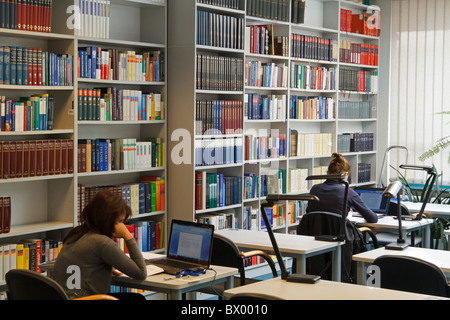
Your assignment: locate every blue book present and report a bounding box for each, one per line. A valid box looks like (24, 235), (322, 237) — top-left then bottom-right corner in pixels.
(141, 221), (148, 252)
(3, 46), (10, 85)
(10, 46), (16, 85)
(138, 183), (146, 214)
(22, 47), (28, 85)
(261, 207), (273, 230)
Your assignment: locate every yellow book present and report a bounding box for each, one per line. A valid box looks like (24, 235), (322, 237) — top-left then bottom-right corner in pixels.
(22, 245), (29, 270)
(16, 244), (24, 269)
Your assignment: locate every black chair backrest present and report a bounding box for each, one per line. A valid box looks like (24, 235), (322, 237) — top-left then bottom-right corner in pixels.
(210, 234), (246, 285)
(6, 269), (69, 300)
(373, 255), (449, 297)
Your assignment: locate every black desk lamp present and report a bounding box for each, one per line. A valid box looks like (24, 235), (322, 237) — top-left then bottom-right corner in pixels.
(399, 164), (437, 221)
(261, 193), (321, 283)
(383, 180), (409, 250)
(305, 174), (348, 242)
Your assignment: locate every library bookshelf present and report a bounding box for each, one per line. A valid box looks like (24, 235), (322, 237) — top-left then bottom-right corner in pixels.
(168, 0), (381, 234)
(0, 0), (167, 290)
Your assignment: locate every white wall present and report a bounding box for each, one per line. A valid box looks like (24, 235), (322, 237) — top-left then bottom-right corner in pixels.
(389, 0), (450, 185)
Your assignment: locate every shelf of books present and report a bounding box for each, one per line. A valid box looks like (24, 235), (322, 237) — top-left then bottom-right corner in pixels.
(168, 0), (381, 237)
(0, 0), (167, 289)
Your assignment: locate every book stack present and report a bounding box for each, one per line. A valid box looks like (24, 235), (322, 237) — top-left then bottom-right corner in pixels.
(0, 239), (63, 281)
(195, 100), (242, 135)
(75, 0), (111, 38)
(339, 40), (378, 66)
(289, 95), (335, 120)
(288, 200), (306, 224)
(244, 133), (287, 160)
(197, 211), (237, 230)
(0, 94), (54, 132)
(337, 132), (374, 153)
(245, 93), (286, 120)
(198, 0), (240, 10)
(339, 69), (378, 93)
(195, 172), (242, 210)
(288, 167), (308, 193)
(312, 165), (328, 184)
(0, 0), (53, 32)
(0, 46), (73, 86)
(291, 34), (338, 62)
(77, 87), (163, 121)
(197, 11), (244, 50)
(120, 219), (164, 252)
(0, 196), (11, 234)
(260, 203), (286, 229)
(338, 100), (372, 119)
(194, 137), (243, 166)
(245, 60), (288, 88)
(246, 0), (290, 22)
(291, 0), (305, 24)
(0, 139), (74, 179)
(291, 132), (332, 157)
(290, 63), (337, 91)
(243, 206), (258, 230)
(243, 172), (259, 200)
(340, 8), (381, 37)
(260, 169), (286, 196)
(358, 162), (371, 183)
(78, 177), (165, 219)
(196, 54), (244, 91)
(245, 24), (276, 55)
(78, 47), (164, 82)
(77, 137), (164, 172)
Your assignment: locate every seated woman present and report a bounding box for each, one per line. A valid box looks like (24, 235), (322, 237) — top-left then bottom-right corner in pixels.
(307, 152), (378, 223)
(52, 190), (147, 299)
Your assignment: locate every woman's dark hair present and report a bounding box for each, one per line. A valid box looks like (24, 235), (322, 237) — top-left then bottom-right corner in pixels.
(64, 190), (132, 244)
(328, 152), (351, 175)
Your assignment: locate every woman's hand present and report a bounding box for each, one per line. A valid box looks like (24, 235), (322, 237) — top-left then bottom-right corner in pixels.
(113, 222), (134, 241)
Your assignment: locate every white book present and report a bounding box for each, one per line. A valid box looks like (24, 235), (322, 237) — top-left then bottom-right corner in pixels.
(106, 1), (110, 39)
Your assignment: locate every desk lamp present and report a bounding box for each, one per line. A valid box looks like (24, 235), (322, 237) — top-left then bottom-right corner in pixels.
(399, 164), (437, 221)
(261, 193), (320, 283)
(305, 174), (348, 242)
(383, 181), (408, 250)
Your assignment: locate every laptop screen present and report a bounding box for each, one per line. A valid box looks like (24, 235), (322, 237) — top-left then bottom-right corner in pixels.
(353, 187), (390, 213)
(167, 220), (214, 266)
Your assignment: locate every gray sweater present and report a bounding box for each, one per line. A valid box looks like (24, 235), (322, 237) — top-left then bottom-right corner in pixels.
(52, 232), (147, 299)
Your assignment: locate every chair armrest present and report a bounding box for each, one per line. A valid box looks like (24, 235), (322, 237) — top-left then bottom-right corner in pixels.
(74, 294), (119, 300)
(240, 250), (278, 278)
(358, 227), (380, 249)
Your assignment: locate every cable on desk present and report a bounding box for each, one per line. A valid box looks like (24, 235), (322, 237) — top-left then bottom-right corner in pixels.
(206, 267), (225, 300)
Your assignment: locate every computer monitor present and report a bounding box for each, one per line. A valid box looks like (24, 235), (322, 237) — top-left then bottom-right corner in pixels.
(353, 187), (390, 214)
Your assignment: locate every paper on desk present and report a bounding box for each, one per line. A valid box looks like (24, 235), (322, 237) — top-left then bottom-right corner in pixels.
(146, 264), (164, 276)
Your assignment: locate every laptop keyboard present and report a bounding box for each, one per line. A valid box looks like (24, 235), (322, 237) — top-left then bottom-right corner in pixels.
(149, 258), (201, 270)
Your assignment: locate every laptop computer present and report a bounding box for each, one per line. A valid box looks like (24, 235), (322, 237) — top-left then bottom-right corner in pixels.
(147, 219), (215, 275)
(352, 187), (390, 216)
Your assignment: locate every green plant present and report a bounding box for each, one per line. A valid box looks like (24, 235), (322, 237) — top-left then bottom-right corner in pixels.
(419, 111), (450, 163)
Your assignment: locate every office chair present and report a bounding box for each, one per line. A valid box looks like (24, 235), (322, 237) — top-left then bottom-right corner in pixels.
(297, 211), (379, 283)
(5, 269), (119, 300)
(199, 233), (278, 299)
(373, 255), (450, 298)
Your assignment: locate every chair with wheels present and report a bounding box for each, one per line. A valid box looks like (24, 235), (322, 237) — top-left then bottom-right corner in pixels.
(5, 269), (119, 300)
(297, 211), (379, 283)
(198, 233), (278, 299)
(373, 255), (450, 298)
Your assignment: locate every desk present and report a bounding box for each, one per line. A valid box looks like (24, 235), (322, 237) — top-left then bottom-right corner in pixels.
(349, 215), (433, 248)
(223, 277), (446, 300)
(216, 229), (344, 282)
(111, 265), (237, 300)
(401, 201), (450, 219)
(352, 246), (450, 285)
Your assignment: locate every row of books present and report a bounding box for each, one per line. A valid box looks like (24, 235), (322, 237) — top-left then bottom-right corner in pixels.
(78, 47), (164, 82)
(123, 219), (164, 252)
(289, 95), (335, 120)
(260, 169), (286, 196)
(247, 0), (290, 22)
(196, 54), (244, 92)
(289, 131), (333, 157)
(290, 63), (337, 91)
(0, 139), (73, 179)
(0, 94), (54, 132)
(77, 88), (163, 121)
(0, 196), (11, 234)
(77, 137), (164, 173)
(198, 0), (240, 10)
(243, 172), (259, 200)
(291, 0), (305, 24)
(74, 0), (111, 39)
(291, 34), (338, 62)
(243, 206), (257, 230)
(194, 137), (243, 167)
(357, 163), (372, 183)
(196, 212), (237, 230)
(0, 239), (62, 281)
(245, 93), (287, 120)
(245, 60), (288, 88)
(78, 177), (165, 220)
(340, 40), (379, 66)
(337, 132), (374, 153)
(195, 172), (242, 210)
(244, 134), (287, 160)
(338, 100), (373, 119)
(245, 25), (288, 57)
(262, 203), (286, 229)
(288, 167), (308, 193)
(0, 46), (73, 86)
(0, 0), (53, 32)
(339, 69), (378, 93)
(197, 10), (245, 50)
(340, 9), (381, 37)
(195, 100), (242, 136)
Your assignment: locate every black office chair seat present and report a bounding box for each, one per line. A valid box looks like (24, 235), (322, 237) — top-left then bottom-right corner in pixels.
(373, 255), (450, 298)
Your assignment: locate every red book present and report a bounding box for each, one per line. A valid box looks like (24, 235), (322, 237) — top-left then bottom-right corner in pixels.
(22, 141), (29, 177)
(29, 140), (36, 177)
(32, 0), (37, 32)
(48, 139), (55, 175)
(54, 139), (61, 175)
(28, 47), (34, 86)
(37, 48), (42, 85)
(0, 197), (3, 233)
(15, 141), (23, 178)
(9, 141), (16, 179)
(32, 48), (38, 86)
(61, 138), (67, 174)
(42, 139), (48, 175)
(2, 196), (11, 234)
(17, 0), (23, 30)
(35, 140), (42, 176)
(67, 139), (74, 174)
